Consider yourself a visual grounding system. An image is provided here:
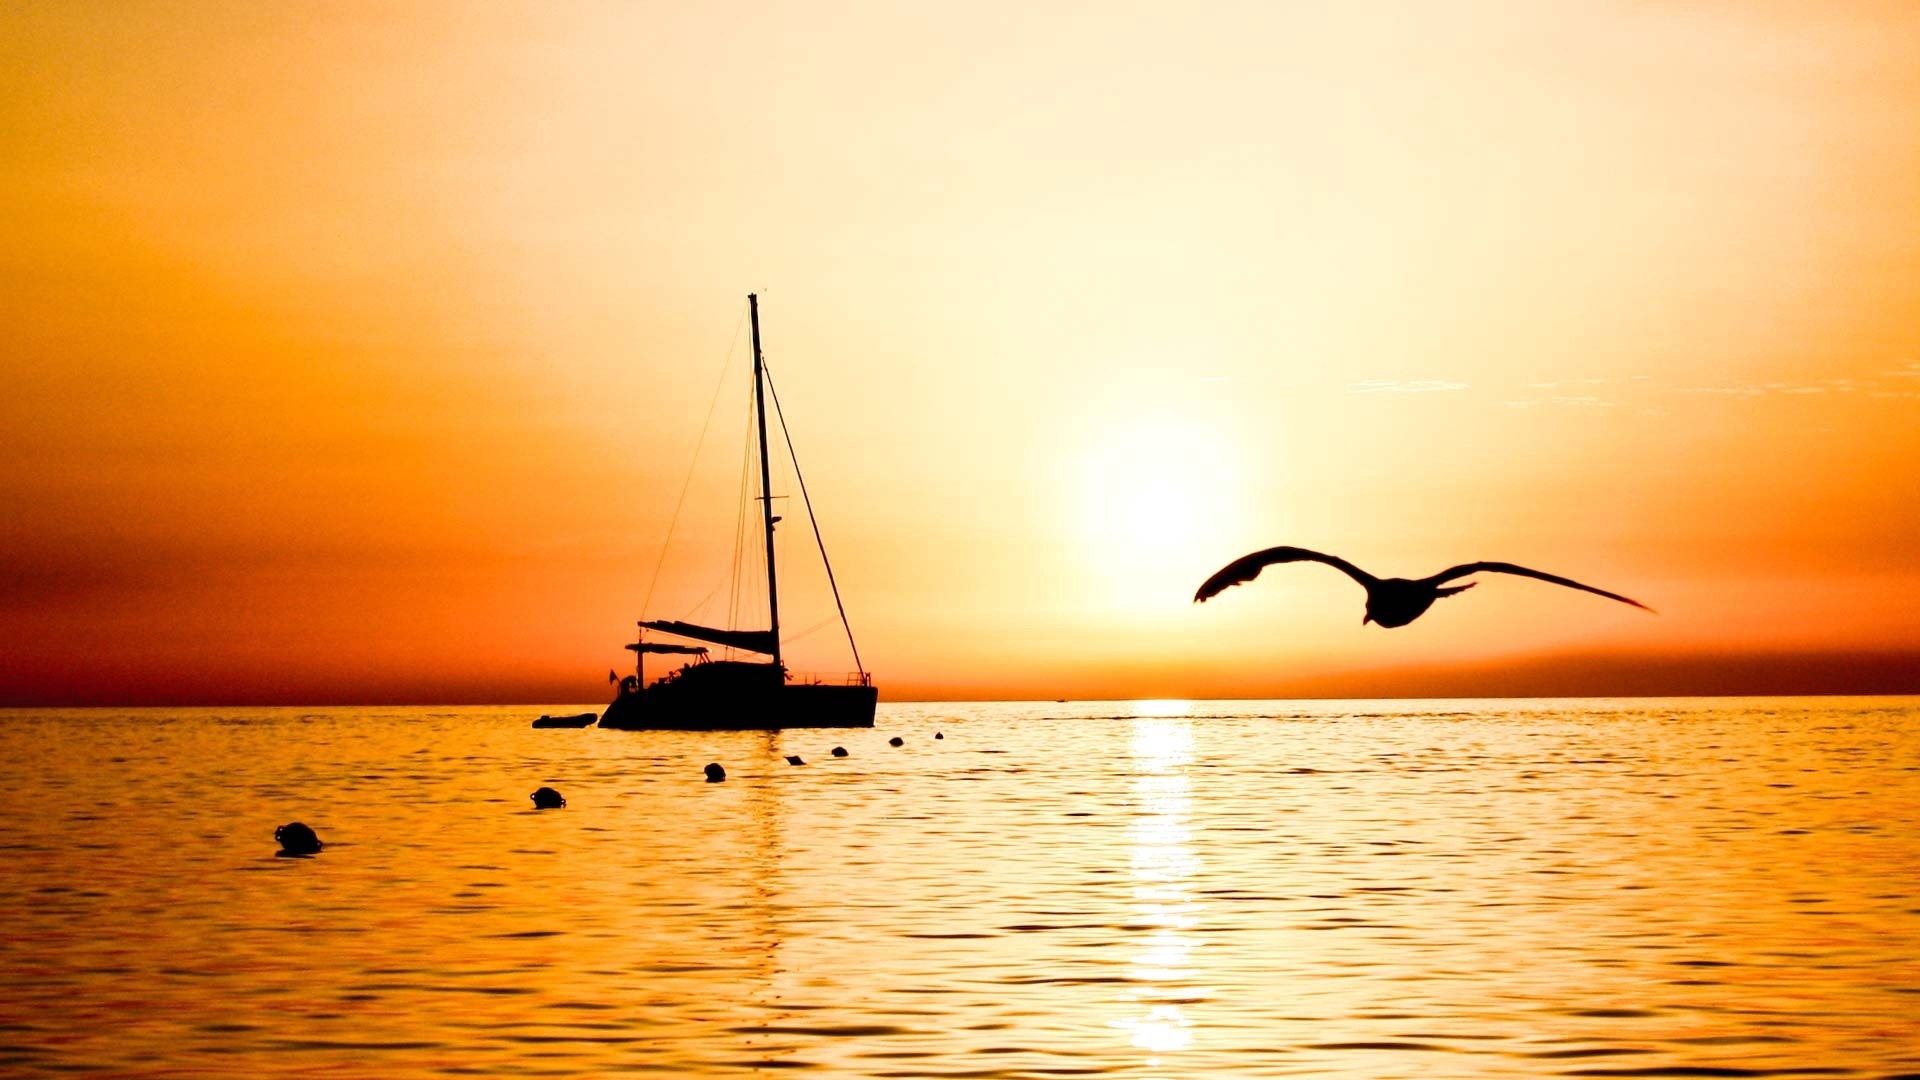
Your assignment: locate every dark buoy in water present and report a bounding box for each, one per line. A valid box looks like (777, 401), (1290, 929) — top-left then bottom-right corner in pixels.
(785, 755), (805, 766)
(275, 821), (322, 856)
(705, 762), (726, 783)
(531, 786), (565, 809)
(934, 731), (943, 740)
(831, 746), (848, 758)
(888, 736), (904, 747)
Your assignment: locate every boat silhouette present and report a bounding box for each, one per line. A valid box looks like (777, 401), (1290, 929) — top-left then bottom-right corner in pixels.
(599, 295), (877, 731)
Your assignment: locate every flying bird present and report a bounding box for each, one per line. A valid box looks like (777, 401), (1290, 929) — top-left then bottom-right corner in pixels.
(1193, 546), (1652, 628)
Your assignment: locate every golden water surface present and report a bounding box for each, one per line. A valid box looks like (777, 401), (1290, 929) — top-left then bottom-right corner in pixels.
(1, 698), (1916, 1077)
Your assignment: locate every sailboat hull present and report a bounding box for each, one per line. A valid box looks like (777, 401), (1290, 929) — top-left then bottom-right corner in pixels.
(597, 660), (877, 731)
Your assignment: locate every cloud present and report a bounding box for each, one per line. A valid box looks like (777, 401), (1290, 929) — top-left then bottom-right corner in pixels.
(1675, 363), (1918, 400)
(1348, 379), (1470, 394)
(1676, 385), (1768, 397)
(1492, 360), (1919, 412)
(1505, 376), (1621, 410)
(1503, 394), (1616, 410)
(1677, 378), (1862, 397)
(1374, 360), (1916, 410)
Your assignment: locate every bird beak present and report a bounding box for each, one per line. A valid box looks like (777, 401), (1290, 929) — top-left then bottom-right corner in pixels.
(1361, 614), (1372, 625)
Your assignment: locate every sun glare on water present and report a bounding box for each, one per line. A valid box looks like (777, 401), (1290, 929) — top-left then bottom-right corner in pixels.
(1112, 716), (1202, 1059)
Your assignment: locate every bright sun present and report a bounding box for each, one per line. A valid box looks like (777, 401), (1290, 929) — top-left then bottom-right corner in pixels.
(1070, 413), (1245, 605)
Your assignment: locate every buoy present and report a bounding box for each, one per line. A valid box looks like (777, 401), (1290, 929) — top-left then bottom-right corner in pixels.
(785, 755), (804, 766)
(934, 732), (943, 740)
(705, 762), (726, 783)
(831, 746), (848, 758)
(888, 736), (904, 747)
(275, 821), (322, 856)
(531, 787), (565, 809)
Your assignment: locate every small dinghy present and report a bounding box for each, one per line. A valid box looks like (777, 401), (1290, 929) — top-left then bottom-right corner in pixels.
(531, 712), (596, 729)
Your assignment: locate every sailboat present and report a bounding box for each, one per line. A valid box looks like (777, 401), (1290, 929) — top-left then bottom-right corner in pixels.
(599, 294), (878, 730)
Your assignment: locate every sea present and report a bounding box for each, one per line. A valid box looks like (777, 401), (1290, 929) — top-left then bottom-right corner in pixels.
(0, 698), (1915, 1078)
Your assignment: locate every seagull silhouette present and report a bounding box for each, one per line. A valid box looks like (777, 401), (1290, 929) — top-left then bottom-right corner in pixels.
(1193, 546), (1653, 628)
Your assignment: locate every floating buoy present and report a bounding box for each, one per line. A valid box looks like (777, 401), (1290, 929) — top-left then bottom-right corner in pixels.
(888, 736), (904, 747)
(785, 755), (804, 766)
(934, 732), (943, 740)
(705, 763), (726, 783)
(275, 821), (322, 856)
(531, 787), (565, 809)
(831, 746), (848, 758)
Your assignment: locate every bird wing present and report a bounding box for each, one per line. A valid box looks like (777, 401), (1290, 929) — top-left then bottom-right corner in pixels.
(1193, 546), (1378, 603)
(1428, 561), (1654, 613)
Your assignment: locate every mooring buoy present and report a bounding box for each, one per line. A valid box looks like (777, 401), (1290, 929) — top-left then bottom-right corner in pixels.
(275, 821), (322, 856)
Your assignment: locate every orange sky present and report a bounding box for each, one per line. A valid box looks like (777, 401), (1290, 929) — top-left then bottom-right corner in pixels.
(4, 2), (1919, 705)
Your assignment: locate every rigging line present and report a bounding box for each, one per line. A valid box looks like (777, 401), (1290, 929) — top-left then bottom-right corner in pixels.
(695, 424), (744, 626)
(783, 614), (838, 645)
(761, 362), (865, 675)
(641, 306), (748, 619)
(726, 370), (757, 641)
(682, 582), (726, 622)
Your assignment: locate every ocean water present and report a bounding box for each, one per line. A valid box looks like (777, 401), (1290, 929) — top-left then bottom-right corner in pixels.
(0, 698), (1916, 1078)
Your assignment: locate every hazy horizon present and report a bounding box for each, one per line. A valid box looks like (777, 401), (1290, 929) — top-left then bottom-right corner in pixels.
(9, 657), (1919, 709)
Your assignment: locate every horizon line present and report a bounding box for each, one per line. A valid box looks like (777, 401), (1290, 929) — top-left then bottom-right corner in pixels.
(7, 690), (1919, 711)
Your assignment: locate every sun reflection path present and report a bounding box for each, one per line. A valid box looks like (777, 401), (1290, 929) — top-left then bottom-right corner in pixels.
(1111, 709), (1205, 1065)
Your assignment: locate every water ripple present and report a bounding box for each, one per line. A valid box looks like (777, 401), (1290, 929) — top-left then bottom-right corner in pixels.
(0, 698), (1916, 1077)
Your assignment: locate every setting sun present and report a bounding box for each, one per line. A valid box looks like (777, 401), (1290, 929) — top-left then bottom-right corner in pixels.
(1068, 405), (1245, 608)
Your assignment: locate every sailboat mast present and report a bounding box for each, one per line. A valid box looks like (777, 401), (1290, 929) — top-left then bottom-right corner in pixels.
(748, 293), (782, 670)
